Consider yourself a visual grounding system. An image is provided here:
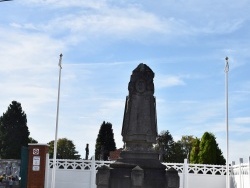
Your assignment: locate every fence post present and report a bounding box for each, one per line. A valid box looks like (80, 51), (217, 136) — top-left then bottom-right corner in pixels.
(249, 156), (250, 188)
(44, 153), (50, 188)
(91, 155), (96, 188)
(183, 159), (188, 188)
(231, 161), (235, 188)
(239, 158), (243, 188)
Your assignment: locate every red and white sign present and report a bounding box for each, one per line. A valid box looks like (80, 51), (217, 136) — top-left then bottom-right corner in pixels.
(33, 148), (39, 155)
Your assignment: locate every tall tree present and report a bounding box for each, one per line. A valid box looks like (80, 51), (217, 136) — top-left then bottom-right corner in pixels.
(0, 101), (30, 159)
(171, 141), (186, 163)
(198, 132), (217, 164)
(216, 147), (226, 165)
(48, 138), (80, 159)
(179, 135), (195, 160)
(95, 121), (116, 160)
(29, 137), (38, 143)
(189, 137), (200, 163)
(198, 132), (226, 165)
(155, 130), (175, 162)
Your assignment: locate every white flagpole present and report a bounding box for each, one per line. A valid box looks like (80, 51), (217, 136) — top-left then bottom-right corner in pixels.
(51, 54), (63, 188)
(225, 56), (230, 188)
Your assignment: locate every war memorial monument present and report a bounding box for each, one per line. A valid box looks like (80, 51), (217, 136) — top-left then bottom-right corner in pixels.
(96, 64), (179, 188)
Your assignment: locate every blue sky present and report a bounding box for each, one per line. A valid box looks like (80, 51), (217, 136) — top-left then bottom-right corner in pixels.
(0, 0), (249, 163)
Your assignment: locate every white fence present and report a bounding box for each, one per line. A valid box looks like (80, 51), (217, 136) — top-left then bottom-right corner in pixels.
(164, 159), (227, 188)
(231, 161), (250, 188)
(45, 155), (112, 188)
(45, 157), (250, 188)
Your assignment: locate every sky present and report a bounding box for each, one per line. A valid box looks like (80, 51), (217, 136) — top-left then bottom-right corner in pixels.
(0, 0), (249, 164)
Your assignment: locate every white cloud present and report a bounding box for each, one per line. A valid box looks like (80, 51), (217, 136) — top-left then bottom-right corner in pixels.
(233, 117), (250, 124)
(38, 8), (169, 44)
(10, 0), (246, 50)
(17, 0), (250, 45)
(0, 28), (65, 72)
(226, 139), (250, 163)
(21, 0), (107, 9)
(192, 19), (244, 35)
(0, 25), (66, 119)
(155, 74), (185, 88)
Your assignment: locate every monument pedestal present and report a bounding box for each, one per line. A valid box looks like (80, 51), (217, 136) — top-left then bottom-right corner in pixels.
(109, 150), (167, 188)
(97, 156), (179, 188)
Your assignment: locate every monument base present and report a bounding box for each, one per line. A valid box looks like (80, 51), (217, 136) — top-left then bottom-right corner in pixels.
(112, 150), (166, 169)
(96, 151), (179, 188)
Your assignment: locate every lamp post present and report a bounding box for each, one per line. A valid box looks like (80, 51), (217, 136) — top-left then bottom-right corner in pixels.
(225, 57), (229, 188)
(51, 54), (63, 188)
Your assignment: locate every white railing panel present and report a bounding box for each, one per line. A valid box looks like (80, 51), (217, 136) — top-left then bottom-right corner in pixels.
(163, 162), (226, 175)
(188, 174), (225, 188)
(47, 167), (92, 188)
(45, 158), (249, 188)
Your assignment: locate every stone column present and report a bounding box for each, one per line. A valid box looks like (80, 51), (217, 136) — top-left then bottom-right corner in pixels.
(27, 144), (49, 188)
(96, 165), (111, 188)
(131, 166), (144, 188)
(166, 167), (179, 188)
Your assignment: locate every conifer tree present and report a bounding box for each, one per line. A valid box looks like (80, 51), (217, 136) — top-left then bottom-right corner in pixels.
(95, 121), (116, 160)
(189, 138), (200, 163)
(0, 101), (30, 159)
(197, 132), (225, 165)
(198, 132), (217, 164)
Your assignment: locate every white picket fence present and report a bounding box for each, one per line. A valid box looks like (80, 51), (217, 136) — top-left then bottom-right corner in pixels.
(44, 156), (250, 188)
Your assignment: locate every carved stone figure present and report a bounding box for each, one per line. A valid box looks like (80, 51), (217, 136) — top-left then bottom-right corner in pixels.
(122, 63), (157, 151)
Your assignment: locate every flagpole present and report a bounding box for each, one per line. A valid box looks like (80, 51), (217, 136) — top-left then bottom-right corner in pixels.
(51, 54), (63, 188)
(225, 56), (229, 188)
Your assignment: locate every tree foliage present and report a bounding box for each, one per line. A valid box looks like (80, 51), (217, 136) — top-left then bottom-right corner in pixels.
(155, 130), (225, 164)
(198, 132), (225, 165)
(95, 121), (116, 160)
(155, 130), (175, 162)
(189, 137), (200, 163)
(189, 132), (226, 165)
(156, 131), (195, 163)
(0, 101), (30, 159)
(179, 135), (196, 159)
(216, 147), (226, 165)
(198, 132), (217, 164)
(29, 137), (38, 143)
(48, 138), (80, 159)
(171, 141), (186, 163)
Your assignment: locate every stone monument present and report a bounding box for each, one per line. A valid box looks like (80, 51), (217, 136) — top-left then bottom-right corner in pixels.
(96, 63), (179, 188)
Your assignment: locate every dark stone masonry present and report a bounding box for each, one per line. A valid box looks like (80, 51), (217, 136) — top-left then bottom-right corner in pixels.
(96, 63), (179, 188)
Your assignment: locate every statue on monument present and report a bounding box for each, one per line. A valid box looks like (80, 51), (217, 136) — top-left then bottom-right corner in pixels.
(122, 63), (157, 151)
